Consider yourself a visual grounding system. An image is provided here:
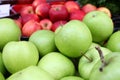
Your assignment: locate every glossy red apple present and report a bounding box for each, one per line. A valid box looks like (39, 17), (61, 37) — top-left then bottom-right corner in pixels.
(20, 5), (34, 15)
(40, 19), (53, 30)
(64, 1), (80, 13)
(97, 7), (111, 17)
(32, 0), (46, 9)
(49, 5), (69, 22)
(35, 3), (51, 19)
(70, 10), (86, 21)
(51, 20), (67, 32)
(22, 20), (42, 37)
(21, 14), (40, 25)
(82, 4), (97, 13)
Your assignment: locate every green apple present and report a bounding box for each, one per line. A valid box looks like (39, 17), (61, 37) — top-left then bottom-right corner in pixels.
(2, 41), (39, 74)
(106, 31), (120, 52)
(78, 46), (111, 80)
(0, 72), (5, 80)
(7, 66), (55, 80)
(37, 52), (75, 80)
(29, 30), (57, 56)
(60, 76), (84, 80)
(88, 42), (101, 50)
(55, 20), (92, 58)
(83, 11), (113, 43)
(0, 18), (21, 51)
(89, 52), (120, 80)
(0, 52), (6, 75)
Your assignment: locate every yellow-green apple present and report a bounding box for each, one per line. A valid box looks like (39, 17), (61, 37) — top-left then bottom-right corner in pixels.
(83, 11), (113, 43)
(89, 52), (120, 80)
(64, 1), (80, 13)
(97, 7), (111, 17)
(55, 20), (92, 58)
(106, 31), (120, 52)
(37, 52), (75, 80)
(0, 18), (21, 51)
(60, 76), (84, 80)
(82, 3), (97, 13)
(35, 3), (51, 19)
(70, 9), (86, 21)
(39, 19), (53, 30)
(22, 20), (42, 37)
(0, 72), (5, 80)
(51, 20), (67, 32)
(49, 5), (69, 22)
(2, 41), (39, 74)
(32, 0), (46, 9)
(0, 53), (6, 75)
(29, 30), (57, 56)
(78, 46), (111, 80)
(7, 66), (55, 80)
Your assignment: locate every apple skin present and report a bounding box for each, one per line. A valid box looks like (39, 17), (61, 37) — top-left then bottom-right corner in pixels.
(49, 5), (69, 22)
(22, 20), (42, 37)
(60, 76), (84, 80)
(21, 14), (40, 25)
(37, 52), (75, 80)
(51, 20), (67, 32)
(0, 53), (6, 75)
(82, 4), (97, 13)
(78, 46), (111, 80)
(70, 10), (86, 21)
(83, 11), (113, 43)
(0, 72), (5, 80)
(2, 41), (39, 74)
(14, 18), (22, 30)
(32, 0), (46, 9)
(0, 18), (21, 51)
(64, 1), (80, 13)
(39, 19), (53, 30)
(106, 31), (120, 52)
(35, 3), (51, 19)
(55, 20), (92, 58)
(29, 30), (57, 56)
(89, 52), (120, 80)
(7, 66), (55, 80)
(20, 5), (34, 15)
(97, 7), (111, 17)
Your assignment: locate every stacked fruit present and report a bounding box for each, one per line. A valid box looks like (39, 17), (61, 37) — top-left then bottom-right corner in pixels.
(0, 0), (120, 80)
(12, 0), (111, 37)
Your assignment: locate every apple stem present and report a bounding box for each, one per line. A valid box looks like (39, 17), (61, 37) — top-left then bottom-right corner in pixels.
(83, 54), (92, 62)
(95, 46), (107, 72)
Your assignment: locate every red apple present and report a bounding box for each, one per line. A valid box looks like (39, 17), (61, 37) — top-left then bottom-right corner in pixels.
(70, 10), (86, 21)
(35, 3), (51, 19)
(64, 1), (80, 13)
(17, 0), (33, 4)
(11, 4), (32, 13)
(97, 7), (111, 17)
(20, 5), (34, 15)
(82, 4), (97, 13)
(49, 5), (69, 22)
(21, 14), (40, 25)
(22, 20), (42, 37)
(39, 19), (53, 30)
(51, 20), (67, 32)
(32, 0), (46, 9)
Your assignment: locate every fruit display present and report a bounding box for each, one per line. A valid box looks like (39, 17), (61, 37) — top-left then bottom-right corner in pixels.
(0, 0), (120, 80)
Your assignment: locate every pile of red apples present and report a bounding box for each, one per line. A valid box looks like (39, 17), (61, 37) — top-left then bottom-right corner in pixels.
(12, 0), (111, 37)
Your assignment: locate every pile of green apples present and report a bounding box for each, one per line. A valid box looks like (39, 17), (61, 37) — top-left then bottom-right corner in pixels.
(0, 9), (120, 80)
